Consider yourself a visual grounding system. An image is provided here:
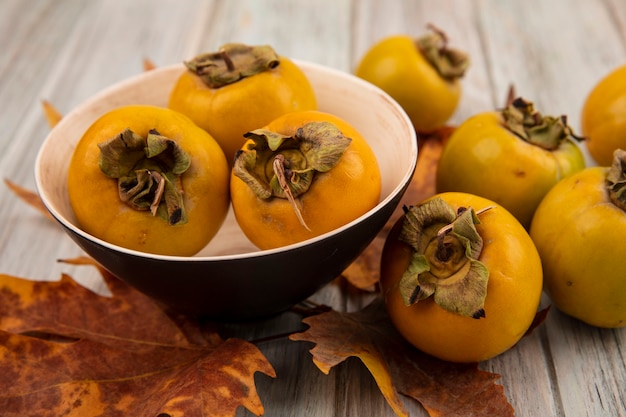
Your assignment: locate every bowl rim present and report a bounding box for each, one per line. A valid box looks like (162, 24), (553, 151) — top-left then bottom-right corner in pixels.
(34, 60), (418, 262)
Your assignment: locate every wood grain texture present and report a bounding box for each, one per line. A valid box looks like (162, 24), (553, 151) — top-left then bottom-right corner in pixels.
(0, 1), (624, 416)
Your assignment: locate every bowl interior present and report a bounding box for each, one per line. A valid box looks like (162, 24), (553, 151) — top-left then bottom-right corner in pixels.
(35, 61), (417, 260)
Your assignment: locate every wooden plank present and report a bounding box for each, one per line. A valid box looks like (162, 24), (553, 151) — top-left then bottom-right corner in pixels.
(351, 0), (496, 126)
(0, 1), (624, 416)
(0, 0), (86, 180)
(0, 0), (95, 287)
(0, 0), (215, 290)
(475, 0), (625, 161)
(186, 0), (353, 70)
(544, 309), (626, 417)
(473, 3), (626, 417)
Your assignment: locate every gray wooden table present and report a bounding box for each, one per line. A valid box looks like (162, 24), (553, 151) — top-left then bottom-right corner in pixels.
(1, 0), (625, 416)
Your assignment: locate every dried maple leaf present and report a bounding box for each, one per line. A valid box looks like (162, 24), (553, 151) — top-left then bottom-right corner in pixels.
(341, 127), (454, 291)
(289, 298), (515, 417)
(3, 179), (54, 221)
(400, 126), (455, 214)
(340, 236), (384, 291)
(0, 258), (275, 417)
(41, 99), (63, 128)
(143, 57), (157, 71)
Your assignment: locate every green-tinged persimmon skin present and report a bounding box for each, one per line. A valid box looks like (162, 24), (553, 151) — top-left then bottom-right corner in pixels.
(380, 192), (543, 363)
(354, 35), (462, 132)
(436, 111), (585, 229)
(530, 167), (626, 328)
(68, 105), (230, 257)
(169, 56), (317, 164)
(581, 64), (626, 166)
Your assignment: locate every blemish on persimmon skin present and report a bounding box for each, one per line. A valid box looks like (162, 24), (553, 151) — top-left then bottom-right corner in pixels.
(513, 169), (526, 178)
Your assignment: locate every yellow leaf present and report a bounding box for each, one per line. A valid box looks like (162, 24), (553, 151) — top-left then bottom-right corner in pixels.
(41, 100), (63, 128)
(143, 57), (157, 71)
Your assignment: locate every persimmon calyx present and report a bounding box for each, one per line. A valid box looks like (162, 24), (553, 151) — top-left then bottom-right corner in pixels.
(398, 197), (491, 319)
(501, 97), (584, 150)
(607, 148), (626, 211)
(415, 23), (469, 81)
(184, 43), (280, 89)
(233, 121), (352, 229)
(98, 128), (191, 225)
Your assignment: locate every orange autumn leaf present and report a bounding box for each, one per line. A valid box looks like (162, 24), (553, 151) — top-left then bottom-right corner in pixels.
(143, 57), (157, 71)
(400, 129), (451, 206)
(289, 298), (515, 417)
(41, 99), (63, 128)
(341, 236), (384, 291)
(342, 127), (453, 290)
(0, 258), (276, 417)
(3, 179), (54, 221)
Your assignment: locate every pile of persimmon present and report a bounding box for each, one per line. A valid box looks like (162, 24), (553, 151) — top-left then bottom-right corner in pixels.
(68, 42), (381, 257)
(67, 32), (625, 378)
(169, 43), (317, 165)
(354, 25), (624, 367)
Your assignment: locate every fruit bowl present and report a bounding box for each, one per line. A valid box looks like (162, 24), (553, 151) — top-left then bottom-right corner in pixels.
(35, 61), (418, 320)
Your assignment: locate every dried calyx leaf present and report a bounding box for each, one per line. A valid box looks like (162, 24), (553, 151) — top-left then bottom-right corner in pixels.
(606, 148), (626, 211)
(398, 197), (491, 318)
(98, 128), (191, 225)
(233, 121), (352, 230)
(501, 96), (584, 150)
(415, 23), (469, 81)
(185, 43), (280, 89)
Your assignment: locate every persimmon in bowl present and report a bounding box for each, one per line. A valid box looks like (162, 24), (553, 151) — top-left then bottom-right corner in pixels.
(35, 61), (417, 320)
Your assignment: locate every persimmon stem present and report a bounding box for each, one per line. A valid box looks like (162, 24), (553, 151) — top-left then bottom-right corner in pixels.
(505, 84), (516, 107)
(426, 22), (448, 48)
(149, 171), (166, 216)
(416, 24), (469, 80)
(273, 154), (311, 231)
(219, 48), (235, 71)
(98, 128), (190, 225)
(436, 205), (494, 259)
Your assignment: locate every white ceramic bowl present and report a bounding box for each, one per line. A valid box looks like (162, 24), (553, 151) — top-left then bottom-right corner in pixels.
(35, 61), (417, 320)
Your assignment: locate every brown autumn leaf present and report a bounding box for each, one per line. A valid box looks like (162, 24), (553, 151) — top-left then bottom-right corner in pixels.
(0, 258), (276, 417)
(289, 298), (515, 417)
(340, 236), (384, 291)
(341, 127), (454, 290)
(3, 179), (54, 221)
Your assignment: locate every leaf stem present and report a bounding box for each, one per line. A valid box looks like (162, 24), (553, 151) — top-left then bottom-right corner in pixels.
(436, 205), (494, 259)
(219, 48), (235, 71)
(273, 154), (311, 230)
